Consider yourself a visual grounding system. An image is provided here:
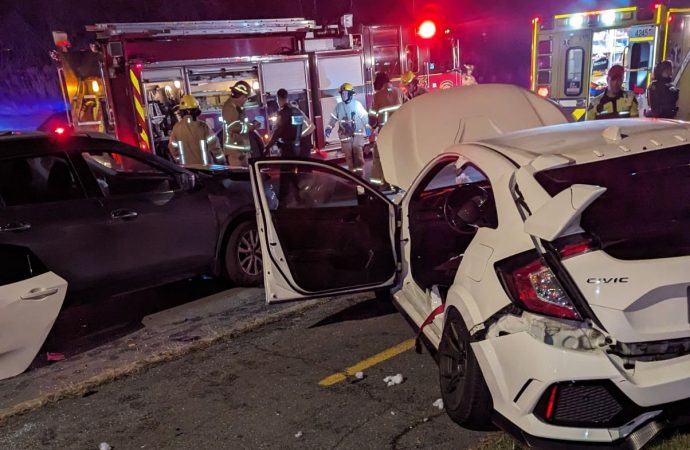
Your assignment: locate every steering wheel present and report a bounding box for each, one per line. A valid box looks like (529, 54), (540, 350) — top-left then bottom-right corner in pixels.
(443, 184), (490, 234)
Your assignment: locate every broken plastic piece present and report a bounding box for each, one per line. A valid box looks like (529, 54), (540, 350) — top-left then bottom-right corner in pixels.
(47, 352), (65, 362)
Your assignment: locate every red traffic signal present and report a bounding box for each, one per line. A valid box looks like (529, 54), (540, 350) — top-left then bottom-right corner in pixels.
(417, 20), (437, 39)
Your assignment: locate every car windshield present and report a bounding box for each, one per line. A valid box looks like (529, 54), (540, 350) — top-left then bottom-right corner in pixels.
(535, 144), (690, 260)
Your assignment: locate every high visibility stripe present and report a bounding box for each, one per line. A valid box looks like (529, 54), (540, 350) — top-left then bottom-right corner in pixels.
(572, 109), (586, 122)
(139, 129), (150, 145)
(129, 70), (141, 95)
(200, 140), (209, 165)
(134, 97), (146, 122)
(207, 135), (217, 143)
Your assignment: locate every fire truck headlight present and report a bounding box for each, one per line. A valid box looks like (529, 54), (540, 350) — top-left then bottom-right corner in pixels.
(569, 14), (584, 28)
(601, 10), (616, 26)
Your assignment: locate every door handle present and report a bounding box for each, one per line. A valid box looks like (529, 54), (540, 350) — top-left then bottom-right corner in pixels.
(21, 287), (59, 301)
(110, 209), (138, 220)
(0, 222), (31, 232)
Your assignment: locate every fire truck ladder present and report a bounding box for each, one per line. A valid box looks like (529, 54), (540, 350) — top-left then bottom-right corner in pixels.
(88, 18), (318, 38)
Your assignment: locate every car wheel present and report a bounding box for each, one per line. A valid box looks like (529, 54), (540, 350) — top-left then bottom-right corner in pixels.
(438, 308), (494, 430)
(224, 220), (263, 287)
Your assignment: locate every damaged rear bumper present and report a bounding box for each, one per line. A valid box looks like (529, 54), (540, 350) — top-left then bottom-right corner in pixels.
(471, 312), (690, 447)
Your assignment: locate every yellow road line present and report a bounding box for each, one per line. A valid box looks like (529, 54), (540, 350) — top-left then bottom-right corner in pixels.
(318, 338), (415, 387)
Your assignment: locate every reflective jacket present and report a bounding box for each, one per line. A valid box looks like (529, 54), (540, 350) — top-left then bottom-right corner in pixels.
(586, 90), (639, 120)
(328, 99), (369, 141)
(168, 117), (224, 166)
(369, 87), (403, 129)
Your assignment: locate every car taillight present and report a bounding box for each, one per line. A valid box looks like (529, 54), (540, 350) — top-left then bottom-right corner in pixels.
(509, 256), (581, 320)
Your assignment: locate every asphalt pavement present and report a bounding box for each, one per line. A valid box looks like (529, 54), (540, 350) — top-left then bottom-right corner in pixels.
(0, 290), (487, 450)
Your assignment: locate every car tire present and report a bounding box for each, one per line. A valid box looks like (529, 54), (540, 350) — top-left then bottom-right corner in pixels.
(438, 307), (495, 431)
(224, 220), (263, 287)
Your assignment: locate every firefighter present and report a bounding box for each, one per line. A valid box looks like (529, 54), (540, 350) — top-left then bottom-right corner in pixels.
(401, 70), (428, 102)
(325, 83), (370, 176)
(586, 65), (639, 120)
(168, 94), (224, 166)
(647, 60), (679, 119)
(461, 64), (478, 86)
(368, 72), (402, 187)
(265, 89), (304, 157)
(222, 80), (260, 166)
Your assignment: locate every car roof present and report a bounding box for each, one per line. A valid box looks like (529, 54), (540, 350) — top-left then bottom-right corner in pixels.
(1, 131), (131, 157)
(478, 119), (690, 168)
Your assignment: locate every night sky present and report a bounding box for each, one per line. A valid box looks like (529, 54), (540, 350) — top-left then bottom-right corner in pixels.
(0, 0), (683, 128)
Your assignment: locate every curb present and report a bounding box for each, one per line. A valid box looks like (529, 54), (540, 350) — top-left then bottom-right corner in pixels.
(0, 299), (324, 424)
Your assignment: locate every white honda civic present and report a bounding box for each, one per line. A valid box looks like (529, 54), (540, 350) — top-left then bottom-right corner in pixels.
(249, 85), (690, 448)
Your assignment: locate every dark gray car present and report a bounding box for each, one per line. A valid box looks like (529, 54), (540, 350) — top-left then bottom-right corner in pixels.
(0, 131), (263, 303)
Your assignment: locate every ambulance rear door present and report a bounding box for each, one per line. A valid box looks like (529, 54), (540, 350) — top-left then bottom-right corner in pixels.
(544, 29), (592, 121)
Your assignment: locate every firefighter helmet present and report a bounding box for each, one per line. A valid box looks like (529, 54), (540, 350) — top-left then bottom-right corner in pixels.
(401, 71), (417, 85)
(178, 94), (200, 110)
(231, 80), (252, 97)
(339, 82), (355, 93)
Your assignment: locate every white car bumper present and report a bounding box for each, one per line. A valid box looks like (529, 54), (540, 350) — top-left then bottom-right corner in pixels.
(473, 331), (690, 446)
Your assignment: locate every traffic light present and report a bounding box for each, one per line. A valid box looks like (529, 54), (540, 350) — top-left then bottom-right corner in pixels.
(417, 20), (437, 39)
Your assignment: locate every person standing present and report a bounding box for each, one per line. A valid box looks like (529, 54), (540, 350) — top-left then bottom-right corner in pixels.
(325, 83), (370, 176)
(401, 71), (428, 102)
(647, 60), (679, 119)
(265, 89), (305, 157)
(222, 81), (258, 166)
(586, 65), (639, 120)
(168, 94), (224, 166)
(369, 72), (402, 187)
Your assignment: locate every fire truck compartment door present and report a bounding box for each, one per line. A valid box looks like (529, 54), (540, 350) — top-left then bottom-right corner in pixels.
(316, 53), (366, 145)
(261, 60), (309, 93)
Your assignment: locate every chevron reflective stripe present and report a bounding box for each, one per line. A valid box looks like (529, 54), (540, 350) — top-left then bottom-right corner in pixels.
(130, 68), (150, 150)
(207, 135), (217, 143)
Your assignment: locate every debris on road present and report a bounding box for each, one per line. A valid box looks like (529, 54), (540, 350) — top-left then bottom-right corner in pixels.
(355, 371), (364, 380)
(295, 431), (303, 438)
(99, 442), (112, 450)
(46, 353), (65, 362)
(383, 374), (404, 387)
(433, 398), (444, 410)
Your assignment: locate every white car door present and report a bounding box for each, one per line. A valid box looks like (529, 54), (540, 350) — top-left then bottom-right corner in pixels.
(0, 266), (67, 380)
(249, 159), (399, 303)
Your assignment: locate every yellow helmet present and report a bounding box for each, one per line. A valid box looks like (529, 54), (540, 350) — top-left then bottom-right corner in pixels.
(339, 82), (355, 93)
(178, 94), (200, 110)
(401, 70), (417, 85)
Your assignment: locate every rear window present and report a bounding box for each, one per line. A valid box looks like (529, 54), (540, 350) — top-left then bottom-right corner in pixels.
(535, 145), (690, 260)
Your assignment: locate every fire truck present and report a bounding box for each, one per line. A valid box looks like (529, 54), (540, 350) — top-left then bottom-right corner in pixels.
(530, 4), (690, 121)
(52, 18), (461, 158)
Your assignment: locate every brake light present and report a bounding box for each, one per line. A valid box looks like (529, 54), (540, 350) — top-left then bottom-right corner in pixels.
(497, 251), (582, 320)
(54, 127), (66, 135)
(553, 234), (598, 259)
(545, 385), (558, 420)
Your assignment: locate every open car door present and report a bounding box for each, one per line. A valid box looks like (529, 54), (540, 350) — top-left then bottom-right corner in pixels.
(0, 246), (67, 379)
(250, 159), (399, 303)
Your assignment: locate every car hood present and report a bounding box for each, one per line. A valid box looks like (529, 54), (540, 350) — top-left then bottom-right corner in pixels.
(376, 84), (568, 190)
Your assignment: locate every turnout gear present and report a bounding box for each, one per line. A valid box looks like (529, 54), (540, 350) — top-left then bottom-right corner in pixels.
(222, 100), (252, 165)
(168, 116), (224, 166)
(370, 86), (403, 129)
(327, 91), (369, 174)
(339, 83), (356, 104)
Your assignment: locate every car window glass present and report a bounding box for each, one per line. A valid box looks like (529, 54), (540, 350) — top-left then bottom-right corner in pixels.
(565, 47), (584, 96)
(81, 151), (179, 197)
(0, 155), (84, 207)
(260, 165), (363, 209)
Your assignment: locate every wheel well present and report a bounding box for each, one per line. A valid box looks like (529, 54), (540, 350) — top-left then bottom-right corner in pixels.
(215, 210), (256, 276)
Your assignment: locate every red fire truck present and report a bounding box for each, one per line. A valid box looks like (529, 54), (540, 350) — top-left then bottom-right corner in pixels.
(52, 18), (461, 158)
